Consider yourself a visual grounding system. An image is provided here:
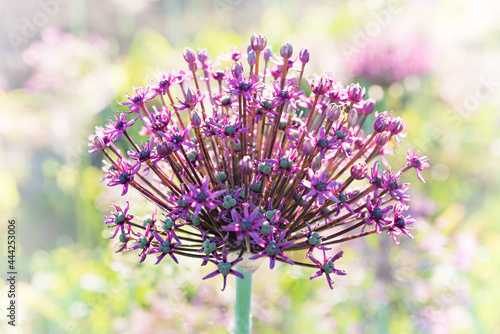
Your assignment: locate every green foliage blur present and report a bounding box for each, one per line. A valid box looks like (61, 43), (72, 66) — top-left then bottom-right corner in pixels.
(1, 0), (499, 333)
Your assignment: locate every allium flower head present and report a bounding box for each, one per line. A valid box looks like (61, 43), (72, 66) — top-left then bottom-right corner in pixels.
(91, 34), (429, 290)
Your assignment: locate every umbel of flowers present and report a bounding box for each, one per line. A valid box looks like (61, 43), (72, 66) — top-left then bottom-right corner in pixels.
(90, 33), (429, 291)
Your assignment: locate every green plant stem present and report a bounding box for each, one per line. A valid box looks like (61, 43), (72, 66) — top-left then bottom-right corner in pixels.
(235, 270), (252, 334)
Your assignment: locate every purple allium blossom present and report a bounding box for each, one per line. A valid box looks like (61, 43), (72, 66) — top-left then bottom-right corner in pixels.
(199, 232), (229, 265)
(150, 71), (184, 97)
(273, 149), (300, 176)
(226, 73), (263, 101)
(105, 202), (133, 239)
(203, 246), (244, 291)
(105, 112), (139, 142)
(253, 160), (277, 183)
(127, 222), (155, 263)
(175, 87), (206, 111)
(186, 176), (226, 216)
(118, 86), (153, 113)
(366, 161), (385, 197)
(333, 191), (356, 215)
(406, 146), (430, 183)
(160, 124), (195, 152)
(250, 231), (295, 269)
(91, 34), (429, 291)
(140, 106), (172, 134)
(313, 126), (339, 158)
(128, 139), (158, 164)
(387, 202), (415, 244)
(168, 187), (193, 220)
(222, 206), (264, 243)
(150, 230), (181, 264)
(309, 250), (346, 290)
(107, 160), (140, 195)
(302, 170), (340, 206)
(218, 47), (245, 62)
(209, 67), (228, 83)
(272, 81), (301, 110)
(363, 197), (393, 234)
(382, 169), (410, 203)
(327, 83), (349, 104)
(213, 94), (237, 109)
(214, 114), (248, 145)
(294, 223), (329, 259)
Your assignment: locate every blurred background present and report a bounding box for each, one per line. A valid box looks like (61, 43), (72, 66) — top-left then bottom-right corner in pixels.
(1, 0), (499, 333)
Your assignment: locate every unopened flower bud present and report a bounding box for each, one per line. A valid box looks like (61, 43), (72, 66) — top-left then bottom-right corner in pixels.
(157, 141), (174, 158)
(299, 48), (310, 64)
(215, 172), (227, 182)
(191, 109), (202, 127)
(191, 215), (201, 226)
(388, 117), (404, 135)
(326, 103), (342, 121)
(250, 182), (262, 192)
(183, 47), (196, 64)
(375, 131), (391, 146)
(348, 108), (358, 127)
(185, 87), (197, 105)
(239, 155), (253, 176)
(263, 46), (273, 61)
(312, 156), (322, 172)
(350, 162), (367, 180)
(231, 61), (244, 79)
(347, 83), (365, 103)
(247, 50), (257, 66)
(373, 114), (389, 133)
(119, 233), (129, 243)
(280, 43), (293, 59)
(362, 98), (376, 115)
(93, 135), (106, 150)
(302, 138), (315, 156)
(309, 75), (331, 95)
(197, 48), (208, 62)
(187, 150), (197, 162)
(250, 33), (267, 52)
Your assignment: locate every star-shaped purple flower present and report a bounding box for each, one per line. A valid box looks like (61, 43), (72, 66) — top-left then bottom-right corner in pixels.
(203, 246), (244, 291)
(363, 196), (393, 234)
(186, 176), (226, 216)
(309, 250), (346, 290)
(250, 230), (295, 269)
(118, 86), (153, 113)
(107, 160), (141, 196)
(149, 230), (181, 264)
(159, 124), (195, 152)
(105, 112), (139, 142)
(128, 222), (154, 263)
(222, 206), (264, 243)
(302, 170), (340, 206)
(406, 146), (430, 183)
(105, 201), (134, 239)
(387, 202), (415, 244)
